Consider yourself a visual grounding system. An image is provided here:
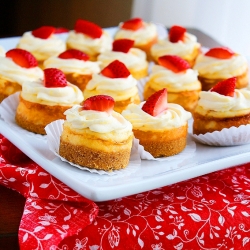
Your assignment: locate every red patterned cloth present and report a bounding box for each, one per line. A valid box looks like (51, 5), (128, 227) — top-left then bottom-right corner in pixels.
(0, 134), (250, 249)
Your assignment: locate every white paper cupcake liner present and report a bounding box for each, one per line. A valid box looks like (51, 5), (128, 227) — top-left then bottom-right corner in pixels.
(0, 92), (45, 140)
(134, 135), (196, 161)
(191, 124), (250, 146)
(45, 120), (141, 176)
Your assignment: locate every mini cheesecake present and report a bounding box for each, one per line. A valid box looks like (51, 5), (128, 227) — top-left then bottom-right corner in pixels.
(122, 88), (192, 157)
(144, 55), (201, 113)
(97, 39), (148, 80)
(0, 48), (43, 103)
(193, 47), (249, 91)
(15, 68), (83, 134)
(150, 25), (201, 66)
(84, 60), (140, 113)
(66, 19), (112, 61)
(59, 95), (133, 171)
(44, 49), (101, 92)
(193, 77), (250, 135)
(114, 18), (158, 60)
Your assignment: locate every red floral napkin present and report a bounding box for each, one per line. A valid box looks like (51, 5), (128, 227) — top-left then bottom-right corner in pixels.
(1, 134), (250, 249)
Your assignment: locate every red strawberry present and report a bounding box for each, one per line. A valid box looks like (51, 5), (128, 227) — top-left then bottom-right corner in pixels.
(121, 17), (143, 31)
(158, 55), (190, 73)
(205, 47), (235, 59)
(6, 48), (38, 68)
(43, 68), (67, 88)
(101, 60), (130, 78)
(169, 25), (186, 43)
(142, 88), (168, 117)
(58, 49), (89, 61)
(55, 27), (69, 34)
(74, 19), (102, 38)
(82, 95), (115, 114)
(112, 39), (135, 53)
(32, 26), (56, 39)
(210, 77), (236, 97)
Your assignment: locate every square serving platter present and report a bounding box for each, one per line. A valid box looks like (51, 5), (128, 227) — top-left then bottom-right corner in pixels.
(1, 27), (250, 202)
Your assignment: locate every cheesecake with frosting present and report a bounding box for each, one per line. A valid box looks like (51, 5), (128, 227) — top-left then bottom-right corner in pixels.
(122, 88), (192, 157)
(15, 68), (83, 134)
(114, 17), (158, 59)
(0, 48), (43, 103)
(193, 77), (250, 135)
(66, 19), (112, 61)
(59, 95), (133, 171)
(193, 47), (249, 91)
(150, 25), (201, 66)
(97, 39), (148, 80)
(17, 26), (66, 68)
(84, 60), (140, 113)
(144, 55), (201, 112)
(44, 49), (101, 91)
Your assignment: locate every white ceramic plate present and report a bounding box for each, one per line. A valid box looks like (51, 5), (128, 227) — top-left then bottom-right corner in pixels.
(1, 28), (250, 201)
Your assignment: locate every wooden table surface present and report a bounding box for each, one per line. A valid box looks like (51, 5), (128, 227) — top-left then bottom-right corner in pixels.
(0, 185), (25, 250)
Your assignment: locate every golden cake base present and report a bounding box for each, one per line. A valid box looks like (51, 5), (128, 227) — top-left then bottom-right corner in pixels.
(65, 73), (92, 92)
(133, 124), (188, 157)
(193, 112), (250, 135)
(130, 66), (149, 80)
(15, 96), (71, 135)
(135, 36), (158, 61)
(59, 122), (133, 171)
(143, 84), (201, 112)
(0, 76), (22, 103)
(198, 69), (249, 91)
(114, 93), (141, 113)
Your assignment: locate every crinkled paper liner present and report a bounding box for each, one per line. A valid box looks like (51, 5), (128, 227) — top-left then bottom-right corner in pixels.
(192, 125), (250, 146)
(0, 92), (45, 140)
(134, 135), (196, 162)
(45, 120), (141, 176)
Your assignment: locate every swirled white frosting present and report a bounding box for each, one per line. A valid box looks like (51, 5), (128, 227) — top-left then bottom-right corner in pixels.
(21, 80), (84, 106)
(195, 89), (250, 117)
(193, 53), (248, 78)
(0, 46), (5, 56)
(0, 57), (43, 84)
(17, 32), (66, 61)
(97, 48), (148, 71)
(147, 65), (201, 92)
(150, 33), (200, 60)
(122, 102), (191, 131)
(64, 105), (133, 137)
(66, 30), (113, 56)
(115, 22), (157, 46)
(43, 56), (101, 75)
(84, 74), (139, 101)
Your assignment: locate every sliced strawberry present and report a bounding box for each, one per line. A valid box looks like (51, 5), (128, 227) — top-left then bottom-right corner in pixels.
(210, 77), (236, 97)
(169, 25), (186, 43)
(121, 17), (143, 31)
(112, 39), (135, 53)
(74, 19), (102, 38)
(82, 95), (115, 114)
(58, 49), (89, 61)
(32, 26), (56, 39)
(43, 68), (67, 88)
(142, 88), (168, 117)
(205, 47), (235, 59)
(158, 55), (190, 73)
(6, 48), (38, 68)
(101, 60), (130, 78)
(55, 27), (69, 34)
